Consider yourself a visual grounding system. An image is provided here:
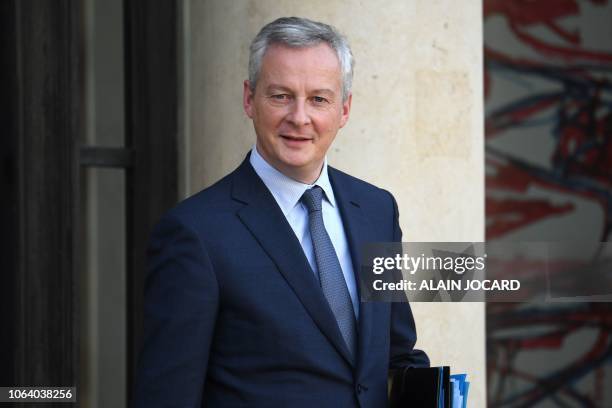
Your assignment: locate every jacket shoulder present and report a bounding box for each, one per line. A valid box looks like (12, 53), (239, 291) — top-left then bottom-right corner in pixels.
(163, 169), (238, 225)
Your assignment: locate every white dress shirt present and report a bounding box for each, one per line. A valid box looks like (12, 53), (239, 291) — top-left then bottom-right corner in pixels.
(249, 146), (359, 319)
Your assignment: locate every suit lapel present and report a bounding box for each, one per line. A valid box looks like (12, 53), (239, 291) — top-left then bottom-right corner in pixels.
(328, 168), (377, 373)
(232, 158), (355, 367)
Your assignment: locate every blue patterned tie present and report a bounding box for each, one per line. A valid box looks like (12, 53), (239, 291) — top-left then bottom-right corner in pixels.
(301, 186), (357, 358)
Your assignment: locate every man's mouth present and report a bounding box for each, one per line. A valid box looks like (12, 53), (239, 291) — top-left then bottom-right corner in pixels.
(280, 135), (312, 142)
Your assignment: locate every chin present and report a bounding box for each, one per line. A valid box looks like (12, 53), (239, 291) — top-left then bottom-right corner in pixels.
(279, 158), (311, 171)
(277, 151), (314, 168)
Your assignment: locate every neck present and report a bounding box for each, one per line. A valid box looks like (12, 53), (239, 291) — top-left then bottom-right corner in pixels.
(286, 165), (322, 185)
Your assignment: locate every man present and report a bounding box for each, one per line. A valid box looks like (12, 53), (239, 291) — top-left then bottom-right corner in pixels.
(133, 17), (428, 407)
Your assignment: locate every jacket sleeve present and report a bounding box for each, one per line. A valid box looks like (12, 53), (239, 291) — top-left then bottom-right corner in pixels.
(132, 214), (219, 407)
(387, 192), (430, 369)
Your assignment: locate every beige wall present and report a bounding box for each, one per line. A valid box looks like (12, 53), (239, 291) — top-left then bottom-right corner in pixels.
(182, 0), (485, 405)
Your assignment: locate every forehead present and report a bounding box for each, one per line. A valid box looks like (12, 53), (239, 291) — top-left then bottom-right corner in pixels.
(258, 43), (342, 90)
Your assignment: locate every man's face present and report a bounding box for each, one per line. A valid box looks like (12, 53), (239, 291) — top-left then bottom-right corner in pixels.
(243, 43), (352, 184)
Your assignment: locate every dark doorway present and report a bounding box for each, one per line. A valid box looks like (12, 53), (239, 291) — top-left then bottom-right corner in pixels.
(1, 1), (179, 406)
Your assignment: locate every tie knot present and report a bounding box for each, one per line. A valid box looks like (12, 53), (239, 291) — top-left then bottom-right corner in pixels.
(301, 186), (324, 213)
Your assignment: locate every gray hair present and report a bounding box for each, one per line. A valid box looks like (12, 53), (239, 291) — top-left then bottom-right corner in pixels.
(248, 17), (355, 102)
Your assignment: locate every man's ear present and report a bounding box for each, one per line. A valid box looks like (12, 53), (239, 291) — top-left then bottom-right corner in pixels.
(339, 92), (352, 128)
(243, 80), (255, 118)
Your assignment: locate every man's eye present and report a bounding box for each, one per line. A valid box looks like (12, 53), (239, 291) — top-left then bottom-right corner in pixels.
(271, 94), (289, 100)
(312, 96), (328, 104)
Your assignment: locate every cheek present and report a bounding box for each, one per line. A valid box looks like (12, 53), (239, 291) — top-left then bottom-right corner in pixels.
(259, 109), (285, 131)
(316, 115), (342, 138)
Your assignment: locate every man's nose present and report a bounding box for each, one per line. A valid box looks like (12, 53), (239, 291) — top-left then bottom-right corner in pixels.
(286, 98), (311, 127)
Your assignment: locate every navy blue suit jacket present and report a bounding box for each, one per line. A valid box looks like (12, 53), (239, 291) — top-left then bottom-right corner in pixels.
(133, 156), (429, 407)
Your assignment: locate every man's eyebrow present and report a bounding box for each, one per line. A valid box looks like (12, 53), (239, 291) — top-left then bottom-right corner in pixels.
(264, 85), (292, 93)
(311, 89), (335, 96)
(263, 85), (337, 96)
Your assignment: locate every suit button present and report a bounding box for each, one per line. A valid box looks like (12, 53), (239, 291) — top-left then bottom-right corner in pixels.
(356, 383), (368, 394)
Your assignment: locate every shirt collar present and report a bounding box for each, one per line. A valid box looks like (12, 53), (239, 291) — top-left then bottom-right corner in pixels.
(249, 145), (336, 216)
